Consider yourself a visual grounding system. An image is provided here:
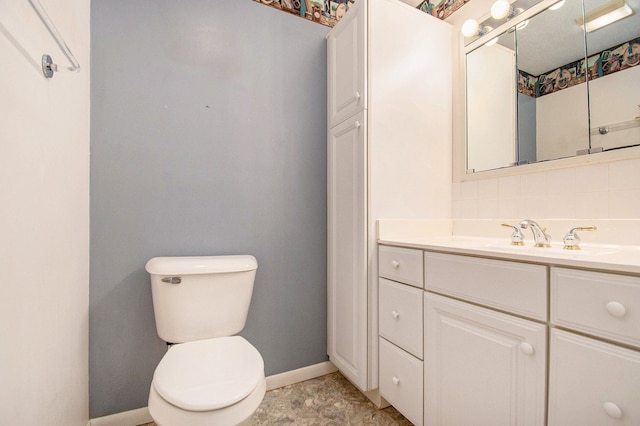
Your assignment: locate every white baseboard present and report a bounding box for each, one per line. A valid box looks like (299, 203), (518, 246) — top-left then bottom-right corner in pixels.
(265, 360), (337, 391)
(88, 407), (152, 426)
(88, 361), (337, 426)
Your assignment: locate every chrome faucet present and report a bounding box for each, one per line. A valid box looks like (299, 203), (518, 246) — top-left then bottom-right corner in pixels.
(519, 219), (552, 247)
(563, 226), (597, 250)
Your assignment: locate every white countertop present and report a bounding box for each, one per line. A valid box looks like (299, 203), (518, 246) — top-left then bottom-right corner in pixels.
(378, 236), (640, 275)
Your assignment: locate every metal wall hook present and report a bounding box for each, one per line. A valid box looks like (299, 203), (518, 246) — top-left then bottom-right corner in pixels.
(41, 54), (58, 78)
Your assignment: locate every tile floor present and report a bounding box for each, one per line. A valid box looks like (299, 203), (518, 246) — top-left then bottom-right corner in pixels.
(141, 371), (412, 425)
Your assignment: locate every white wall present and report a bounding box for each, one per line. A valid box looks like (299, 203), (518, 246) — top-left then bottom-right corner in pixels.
(0, 0), (90, 425)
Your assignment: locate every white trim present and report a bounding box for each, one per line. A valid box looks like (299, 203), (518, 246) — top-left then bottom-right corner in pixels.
(88, 407), (152, 426)
(88, 361), (338, 426)
(265, 361), (338, 391)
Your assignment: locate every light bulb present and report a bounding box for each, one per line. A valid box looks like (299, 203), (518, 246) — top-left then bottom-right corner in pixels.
(491, 0), (511, 19)
(461, 19), (480, 37)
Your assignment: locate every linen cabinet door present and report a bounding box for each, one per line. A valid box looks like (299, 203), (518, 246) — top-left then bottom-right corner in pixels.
(326, 0), (366, 128)
(424, 292), (546, 426)
(327, 110), (368, 390)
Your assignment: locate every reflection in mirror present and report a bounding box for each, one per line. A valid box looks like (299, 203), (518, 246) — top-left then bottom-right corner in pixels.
(466, 31), (517, 172)
(466, 0), (591, 172)
(515, 0), (590, 162)
(584, 0), (640, 152)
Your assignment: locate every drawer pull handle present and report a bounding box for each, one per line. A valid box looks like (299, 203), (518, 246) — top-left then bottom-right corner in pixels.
(392, 376), (400, 385)
(391, 260), (400, 269)
(603, 401), (622, 419)
(391, 310), (400, 319)
(606, 301), (626, 318)
(519, 342), (534, 356)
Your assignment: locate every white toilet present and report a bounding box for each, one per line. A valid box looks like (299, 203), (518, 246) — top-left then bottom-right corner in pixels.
(145, 255), (265, 426)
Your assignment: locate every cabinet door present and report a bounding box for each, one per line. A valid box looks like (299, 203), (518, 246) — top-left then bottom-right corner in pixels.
(328, 110), (367, 390)
(424, 292), (546, 426)
(327, 0), (366, 128)
(549, 329), (640, 425)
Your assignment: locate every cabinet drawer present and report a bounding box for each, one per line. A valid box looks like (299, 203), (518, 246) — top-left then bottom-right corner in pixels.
(379, 246), (423, 288)
(425, 252), (547, 320)
(379, 278), (423, 359)
(379, 338), (423, 426)
(551, 268), (640, 347)
(549, 329), (640, 425)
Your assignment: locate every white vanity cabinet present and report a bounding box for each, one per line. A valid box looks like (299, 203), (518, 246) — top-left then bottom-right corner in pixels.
(327, 0), (452, 394)
(376, 240), (640, 426)
(548, 267), (640, 425)
(424, 253), (547, 426)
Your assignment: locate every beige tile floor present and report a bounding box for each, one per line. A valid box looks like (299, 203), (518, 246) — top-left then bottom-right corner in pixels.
(142, 371), (412, 425)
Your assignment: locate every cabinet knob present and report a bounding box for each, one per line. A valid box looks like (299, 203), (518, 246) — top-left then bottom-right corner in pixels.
(603, 401), (623, 419)
(391, 310), (400, 319)
(392, 376), (400, 385)
(606, 301), (626, 318)
(355, 91), (361, 100)
(391, 260), (400, 269)
(519, 342), (534, 356)
(354, 120), (361, 129)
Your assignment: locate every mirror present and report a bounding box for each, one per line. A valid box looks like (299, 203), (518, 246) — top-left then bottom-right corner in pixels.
(585, 0), (640, 153)
(465, 0), (640, 173)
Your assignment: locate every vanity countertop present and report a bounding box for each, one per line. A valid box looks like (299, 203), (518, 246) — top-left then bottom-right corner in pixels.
(379, 236), (640, 275)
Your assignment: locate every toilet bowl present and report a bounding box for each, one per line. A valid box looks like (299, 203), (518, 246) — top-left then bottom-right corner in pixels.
(148, 337), (266, 426)
(145, 255), (265, 426)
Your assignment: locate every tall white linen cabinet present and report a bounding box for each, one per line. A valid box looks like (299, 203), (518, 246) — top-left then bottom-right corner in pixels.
(326, 0), (452, 400)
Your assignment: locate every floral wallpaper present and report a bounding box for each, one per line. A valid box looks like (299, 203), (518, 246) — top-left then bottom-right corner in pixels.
(417, 0), (471, 20)
(252, 0), (355, 27)
(519, 37), (640, 98)
(252, 0), (467, 27)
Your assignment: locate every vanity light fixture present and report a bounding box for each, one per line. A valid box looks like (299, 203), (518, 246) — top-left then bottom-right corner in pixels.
(576, 0), (633, 32)
(491, 0), (524, 20)
(461, 19), (494, 37)
(490, 0), (524, 20)
(491, 0), (512, 19)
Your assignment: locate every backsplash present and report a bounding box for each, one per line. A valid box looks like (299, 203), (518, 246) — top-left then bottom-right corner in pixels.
(453, 156), (640, 220)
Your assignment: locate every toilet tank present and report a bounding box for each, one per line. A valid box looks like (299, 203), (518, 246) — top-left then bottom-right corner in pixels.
(145, 255), (258, 343)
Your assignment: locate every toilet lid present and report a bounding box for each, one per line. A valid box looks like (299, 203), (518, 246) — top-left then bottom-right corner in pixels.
(153, 336), (264, 411)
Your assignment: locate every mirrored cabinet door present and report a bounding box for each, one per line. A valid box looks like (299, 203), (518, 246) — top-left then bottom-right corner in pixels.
(515, 0), (590, 163)
(464, 0), (640, 174)
(584, 0), (640, 153)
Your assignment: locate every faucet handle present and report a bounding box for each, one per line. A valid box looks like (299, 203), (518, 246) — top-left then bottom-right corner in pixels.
(563, 226), (597, 250)
(501, 223), (525, 246)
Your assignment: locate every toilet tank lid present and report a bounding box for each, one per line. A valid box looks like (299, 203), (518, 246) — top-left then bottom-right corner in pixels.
(145, 255), (257, 275)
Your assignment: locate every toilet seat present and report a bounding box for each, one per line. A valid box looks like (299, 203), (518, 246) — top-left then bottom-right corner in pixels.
(153, 336), (264, 412)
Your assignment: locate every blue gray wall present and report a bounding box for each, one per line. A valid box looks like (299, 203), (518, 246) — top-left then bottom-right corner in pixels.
(518, 93), (537, 164)
(90, 0), (329, 418)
